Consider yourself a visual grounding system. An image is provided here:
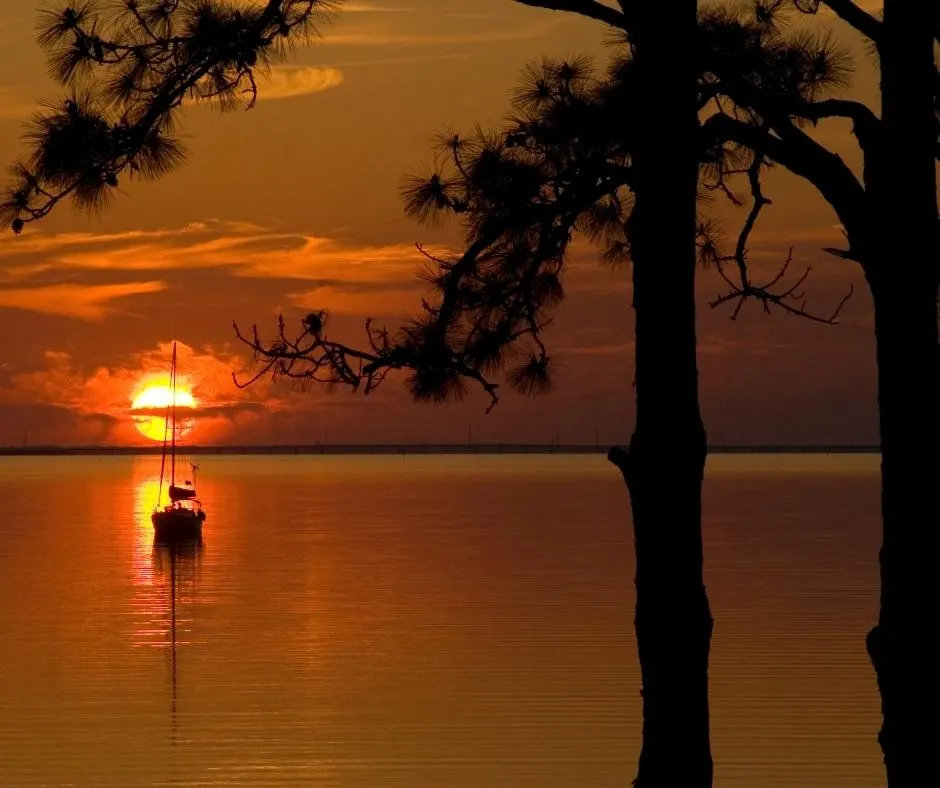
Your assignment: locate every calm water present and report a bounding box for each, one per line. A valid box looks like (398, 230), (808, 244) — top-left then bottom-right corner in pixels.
(0, 454), (883, 787)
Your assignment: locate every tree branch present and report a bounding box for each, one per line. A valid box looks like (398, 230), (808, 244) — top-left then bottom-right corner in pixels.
(709, 150), (854, 324)
(2, 1), (334, 231)
(797, 98), (882, 152)
(703, 112), (869, 264)
(816, 0), (882, 44)
(514, 0), (628, 30)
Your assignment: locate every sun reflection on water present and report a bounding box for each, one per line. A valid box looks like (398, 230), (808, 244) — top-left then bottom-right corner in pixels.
(131, 475), (163, 588)
(130, 470), (203, 652)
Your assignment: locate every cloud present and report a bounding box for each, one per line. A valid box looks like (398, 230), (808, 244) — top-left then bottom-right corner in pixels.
(555, 332), (791, 359)
(129, 402), (266, 419)
(246, 0), (412, 9)
(328, 52), (468, 68)
(0, 342), (281, 445)
(0, 220), (444, 298)
(0, 220), (454, 329)
(342, 2), (415, 11)
(558, 341), (634, 357)
(318, 17), (561, 46)
(256, 66), (344, 100)
(0, 220), (263, 260)
(698, 334), (791, 356)
(0, 404), (116, 446)
(288, 280), (422, 315)
(0, 281), (166, 320)
(1, 217), (848, 328)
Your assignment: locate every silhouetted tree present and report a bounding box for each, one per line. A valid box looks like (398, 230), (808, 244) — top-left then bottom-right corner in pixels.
(617, 6), (712, 785)
(239, 2), (713, 779)
(233, 5), (848, 786)
(1, 2), (864, 784)
(697, 3), (939, 783)
(0, 0), (340, 232)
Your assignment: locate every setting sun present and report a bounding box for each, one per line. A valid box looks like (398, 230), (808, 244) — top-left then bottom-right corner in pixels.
(131, 384), (197, 443)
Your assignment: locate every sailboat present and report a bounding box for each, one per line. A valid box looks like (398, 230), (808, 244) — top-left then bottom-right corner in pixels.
(152, 341), (206, 540)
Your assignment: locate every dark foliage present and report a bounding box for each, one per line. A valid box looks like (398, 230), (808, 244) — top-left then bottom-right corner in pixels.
(235, 1), (852, 406)
(1, 0), (339, 232)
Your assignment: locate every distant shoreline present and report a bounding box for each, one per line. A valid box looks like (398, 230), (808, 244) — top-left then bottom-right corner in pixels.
(0, 444), (880, 456)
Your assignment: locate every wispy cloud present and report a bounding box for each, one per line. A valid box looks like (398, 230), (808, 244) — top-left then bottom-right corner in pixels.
(288, 280), (422, 315)
(319, 17), (561, 47)
(0, 220), (264, 259)
(1, 216), (846, 326)
(342, 2), (415, 11)
(1, 220), (445, 284)
(327, 52), (468, 68)
(256, 65), (344, 100)
(558, 341), (634, 357)
(0, 220), (444, 320)
(245, 0), (413, 9)
(0, 281), (166, 320)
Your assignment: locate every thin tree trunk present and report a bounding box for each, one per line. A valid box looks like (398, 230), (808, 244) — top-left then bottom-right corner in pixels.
(609, 3), (713, 786)
(865, 3), (940, 784)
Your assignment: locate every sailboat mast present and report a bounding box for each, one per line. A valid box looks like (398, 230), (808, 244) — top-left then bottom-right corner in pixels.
(170, 341), (177, 488)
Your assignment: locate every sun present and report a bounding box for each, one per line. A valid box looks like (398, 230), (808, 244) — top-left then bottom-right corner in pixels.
(131, 383), (197, 442)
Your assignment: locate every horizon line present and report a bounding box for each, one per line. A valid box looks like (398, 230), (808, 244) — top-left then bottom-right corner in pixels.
(0, 443), (881, 456)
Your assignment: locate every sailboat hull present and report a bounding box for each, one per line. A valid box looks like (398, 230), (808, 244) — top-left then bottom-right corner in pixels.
(152, 508), (205, 541)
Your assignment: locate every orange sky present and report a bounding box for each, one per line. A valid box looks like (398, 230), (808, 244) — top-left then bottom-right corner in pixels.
(0, 1), (884, 446)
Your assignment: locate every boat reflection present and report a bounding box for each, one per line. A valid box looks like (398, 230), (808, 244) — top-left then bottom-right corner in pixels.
(152, 536), (203, 746)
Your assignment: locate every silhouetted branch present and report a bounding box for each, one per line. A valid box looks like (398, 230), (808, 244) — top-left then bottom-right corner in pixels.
(514, 0), (629, 30)
(2, 0), (338, 232)
(702, 113), (868, 255)
(792, 0), (882, 45)
(709, 150), (853, 324)
(232, 311), (503, 412)
(821, 239), (864, 263)
(235, 57), (635, 411)
(797, 98), (882, 150)
(234, 15), (871, 408)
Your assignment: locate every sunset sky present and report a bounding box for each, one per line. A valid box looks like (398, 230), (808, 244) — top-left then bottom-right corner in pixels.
(0, 1), (883, 446)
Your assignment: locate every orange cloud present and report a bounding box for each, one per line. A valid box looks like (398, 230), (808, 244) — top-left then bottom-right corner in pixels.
(0, 220), (446, 290)
(288, 282), (423, 315)
(0, 281), (166, 320)
(343, 2), (414, 10)
(245, 0), (412, 8)
(319, 18), (561, 47)
(0, 217), (850, 330)
(254, 66), (344, 100)
(0, 342), (281, 445)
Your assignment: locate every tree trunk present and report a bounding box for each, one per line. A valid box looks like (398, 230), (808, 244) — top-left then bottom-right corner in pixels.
(609, 3), (714, 786)
(867, 282), (940, 787)
(865, 3), (940, 784)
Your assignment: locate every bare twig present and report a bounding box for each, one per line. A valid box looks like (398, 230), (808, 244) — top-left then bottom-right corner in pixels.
(709, 148), (853, 324)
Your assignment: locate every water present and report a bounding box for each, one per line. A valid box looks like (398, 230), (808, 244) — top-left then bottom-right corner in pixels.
(0, 454), (883, 787)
